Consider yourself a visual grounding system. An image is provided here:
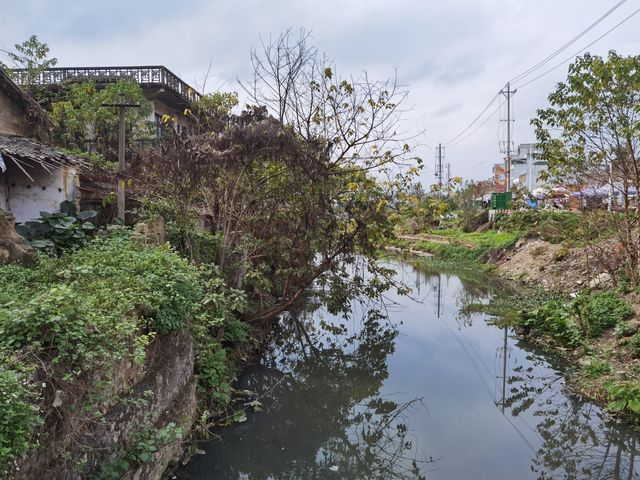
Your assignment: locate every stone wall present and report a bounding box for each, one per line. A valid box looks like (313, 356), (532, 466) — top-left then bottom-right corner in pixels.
(0, 89), (28, 136)
(0, 210), (33, 265)
(15, 332), (197, 480)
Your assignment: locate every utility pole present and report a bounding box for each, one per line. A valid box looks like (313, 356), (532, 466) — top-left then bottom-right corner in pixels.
(446, 163), (452, 196)
(500, 324), (508, 413)
(500, 82), (516, 191)
(102, 93), (140, 222)
(435, 144), (445, 196)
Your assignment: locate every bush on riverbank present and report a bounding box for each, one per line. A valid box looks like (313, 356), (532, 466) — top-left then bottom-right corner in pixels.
(485, 288), (632, 349)
(493, 210), (581, 244)
(0, 230), (244, 475)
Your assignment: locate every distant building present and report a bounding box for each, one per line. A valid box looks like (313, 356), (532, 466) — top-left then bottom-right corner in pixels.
(12, 65), (201, 133)
(0, 68), (79, 223)
(510, 143), (546, 190)
(493, 163), (506, 192)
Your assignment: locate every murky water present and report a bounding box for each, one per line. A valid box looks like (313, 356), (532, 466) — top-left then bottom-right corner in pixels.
(177, 259), (640, 479)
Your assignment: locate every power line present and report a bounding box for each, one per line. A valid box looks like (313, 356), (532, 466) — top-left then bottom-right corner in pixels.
(442, 1), (637, 154)
(508, 0), (628, 85)
(515, 6), (640, 89)
(447, 102), (501, 147)
(443, 93), (499, 145)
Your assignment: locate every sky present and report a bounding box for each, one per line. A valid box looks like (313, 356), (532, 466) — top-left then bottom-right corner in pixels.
(1, 0), (639, 187)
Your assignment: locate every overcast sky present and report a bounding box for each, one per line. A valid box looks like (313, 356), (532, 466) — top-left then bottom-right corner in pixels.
(1, 0), (639, 187)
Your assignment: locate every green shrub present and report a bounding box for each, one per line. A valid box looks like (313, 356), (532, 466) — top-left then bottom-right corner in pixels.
(615, 321), (635, 338)
(224, 317), (250, 345)
(0, 234), (205, 376)
(0, 366), (43, 473)
(605, 381), (640, 415)
(574, 291), (633, 338)
(98, 422), (183, 479)
(0, 232), (208, 466)
(418, 230), (520, 264)
(522, 300), (582, 348)
(66, 234), (203, 334)
(15, 200), (97, 254)
(196, 342), (232, 403)
(630, 334), (640, 358)
(582, 357), (612, 378)
(494, 210), (581, 243)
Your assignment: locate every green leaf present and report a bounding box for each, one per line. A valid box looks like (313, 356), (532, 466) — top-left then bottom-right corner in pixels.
(77, 210), (97, 220)
(59, 200), (77, 215)
(30, 239), (55, 249)
(627, 398), (640, 413)
(608, 399), (627, 411)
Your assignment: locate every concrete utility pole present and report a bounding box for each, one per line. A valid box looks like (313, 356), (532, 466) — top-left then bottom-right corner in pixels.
(435, 144), (445, 196)
(102, 93), (140, 222)
(500, 325), (508, 413)
(446, 163), (452, 196)
(500, 82), (516, 191)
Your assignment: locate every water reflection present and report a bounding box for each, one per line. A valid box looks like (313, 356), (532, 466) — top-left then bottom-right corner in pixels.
(178, 260), (640, 480)
(178, 298), (431, 479)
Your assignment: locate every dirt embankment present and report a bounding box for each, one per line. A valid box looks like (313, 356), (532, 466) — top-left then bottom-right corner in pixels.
(493, 236), (640, 407)
(495, 238), (613, 293)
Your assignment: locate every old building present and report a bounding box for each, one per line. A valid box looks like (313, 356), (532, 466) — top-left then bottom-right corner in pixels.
(493, 163), (507, 192)
(13, 65), (201, 133)
(0, 68), (79, 223)
(510, 143), (547, 190)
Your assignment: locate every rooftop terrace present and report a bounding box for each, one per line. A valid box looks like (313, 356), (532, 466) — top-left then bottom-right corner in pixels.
(12, 65), (202, 106)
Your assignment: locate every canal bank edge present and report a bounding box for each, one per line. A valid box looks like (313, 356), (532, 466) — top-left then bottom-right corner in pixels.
(396, 234), (640, 423)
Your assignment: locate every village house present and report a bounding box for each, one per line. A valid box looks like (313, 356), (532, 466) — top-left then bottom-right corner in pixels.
(510, 143), (547, 191)
(12, 65), (201, 134)
(0, 68), (80, 224)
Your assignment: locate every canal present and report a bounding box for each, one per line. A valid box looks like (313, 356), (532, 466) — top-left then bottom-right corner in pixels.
(177, 259), (640, 479)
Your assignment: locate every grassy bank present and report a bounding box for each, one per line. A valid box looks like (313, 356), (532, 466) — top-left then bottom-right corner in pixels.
(415, 230), (520, 264)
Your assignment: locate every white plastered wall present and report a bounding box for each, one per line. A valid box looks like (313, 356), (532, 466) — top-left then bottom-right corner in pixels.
(0, 161), (78, 223)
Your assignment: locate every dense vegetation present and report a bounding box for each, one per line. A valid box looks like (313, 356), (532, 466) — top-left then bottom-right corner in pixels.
(1, 31), (420, 476)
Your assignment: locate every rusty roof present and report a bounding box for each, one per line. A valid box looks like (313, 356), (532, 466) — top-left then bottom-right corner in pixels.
(0, 134), (79, 181)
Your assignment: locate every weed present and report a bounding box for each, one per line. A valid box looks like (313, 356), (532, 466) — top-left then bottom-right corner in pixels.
(605, 381), (640, 415)
(582, 357), (612, 378)
(630, 334), (640, 358)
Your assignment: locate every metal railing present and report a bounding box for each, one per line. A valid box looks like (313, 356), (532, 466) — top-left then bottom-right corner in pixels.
(12, 66), (201, 104)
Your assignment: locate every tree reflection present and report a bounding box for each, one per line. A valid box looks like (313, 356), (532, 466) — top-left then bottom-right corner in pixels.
(503, 342), (640, 479)
(409, 262), (640, 480)
(179, 296), (431, 480)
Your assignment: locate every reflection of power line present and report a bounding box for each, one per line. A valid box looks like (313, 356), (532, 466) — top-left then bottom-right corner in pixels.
(436, 274), (442, 318)
(427, 272), (546, 459)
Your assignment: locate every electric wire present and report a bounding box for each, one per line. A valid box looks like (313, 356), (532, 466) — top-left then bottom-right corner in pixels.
(443, 93), (500, 146)
(515, 5), (640, 89)
(447, 102), (501, 147)
(508, 0), (628, 85)
(443, 1), (635, 149)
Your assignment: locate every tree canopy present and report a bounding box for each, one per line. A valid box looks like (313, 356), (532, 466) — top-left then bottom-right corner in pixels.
(533, 51), (640, 194)
(0, 35), (58, 94)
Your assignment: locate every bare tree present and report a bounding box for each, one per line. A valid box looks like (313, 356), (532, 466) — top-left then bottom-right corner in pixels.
(240, 28), (419, 175)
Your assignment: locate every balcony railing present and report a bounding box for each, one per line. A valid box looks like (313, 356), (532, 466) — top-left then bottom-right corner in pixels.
(12, 66), (201, 104)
